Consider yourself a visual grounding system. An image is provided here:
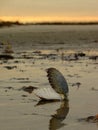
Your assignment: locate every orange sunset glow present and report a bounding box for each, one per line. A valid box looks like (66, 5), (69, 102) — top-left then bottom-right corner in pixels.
(1, 16), (98, 23)
(0, 0), (98, 23)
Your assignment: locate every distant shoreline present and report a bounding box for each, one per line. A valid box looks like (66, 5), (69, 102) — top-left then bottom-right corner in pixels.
(0, 21), (98, 27)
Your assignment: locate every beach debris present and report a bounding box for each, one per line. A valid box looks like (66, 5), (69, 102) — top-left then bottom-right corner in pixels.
(21, 95), (28, 97)
(89, 55), (98, 60)
(78, 114), (98, 123)
(64, 54), (79, 61)
(91, 87), (98, 91)
(4, 66), (17, 70)
(33, 50), (42, 54)
(33, 68), (69, 101)
(93, 40), (98, 43)
(58, 51), (86, 61)
(0, 54), (14, 60)
(39, 53), (57, 60)
(76, 52), (86, 57)
(4, 86), (14, 92)
(14, 60), (19, 63)
(72, 82), (81, 89)
(5, 86), (14, 90)
(66, 52), (86, 61)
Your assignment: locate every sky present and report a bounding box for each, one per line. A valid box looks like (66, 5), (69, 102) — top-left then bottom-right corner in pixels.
(0, 0), (98, 22)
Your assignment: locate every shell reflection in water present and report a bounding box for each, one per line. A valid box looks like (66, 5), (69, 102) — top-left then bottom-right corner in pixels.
(49, 100), (69, 130)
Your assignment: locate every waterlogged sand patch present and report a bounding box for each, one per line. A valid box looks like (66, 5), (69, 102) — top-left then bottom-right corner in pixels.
(0, 49), (98, 130)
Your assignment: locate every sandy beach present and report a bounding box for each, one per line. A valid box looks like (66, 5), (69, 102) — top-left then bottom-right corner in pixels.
(0, 25), (98, 130)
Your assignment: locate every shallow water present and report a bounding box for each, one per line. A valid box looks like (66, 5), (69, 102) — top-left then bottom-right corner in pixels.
(0, 25), (98, 51)
(0, 25), (98, 130)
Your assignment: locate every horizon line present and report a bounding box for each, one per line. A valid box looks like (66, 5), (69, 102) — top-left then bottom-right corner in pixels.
(1, 20), (98, 27)
(1, 20), (98, 23)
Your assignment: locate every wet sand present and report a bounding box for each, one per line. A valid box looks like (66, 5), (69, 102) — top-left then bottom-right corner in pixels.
(0, 48), (98, 130)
